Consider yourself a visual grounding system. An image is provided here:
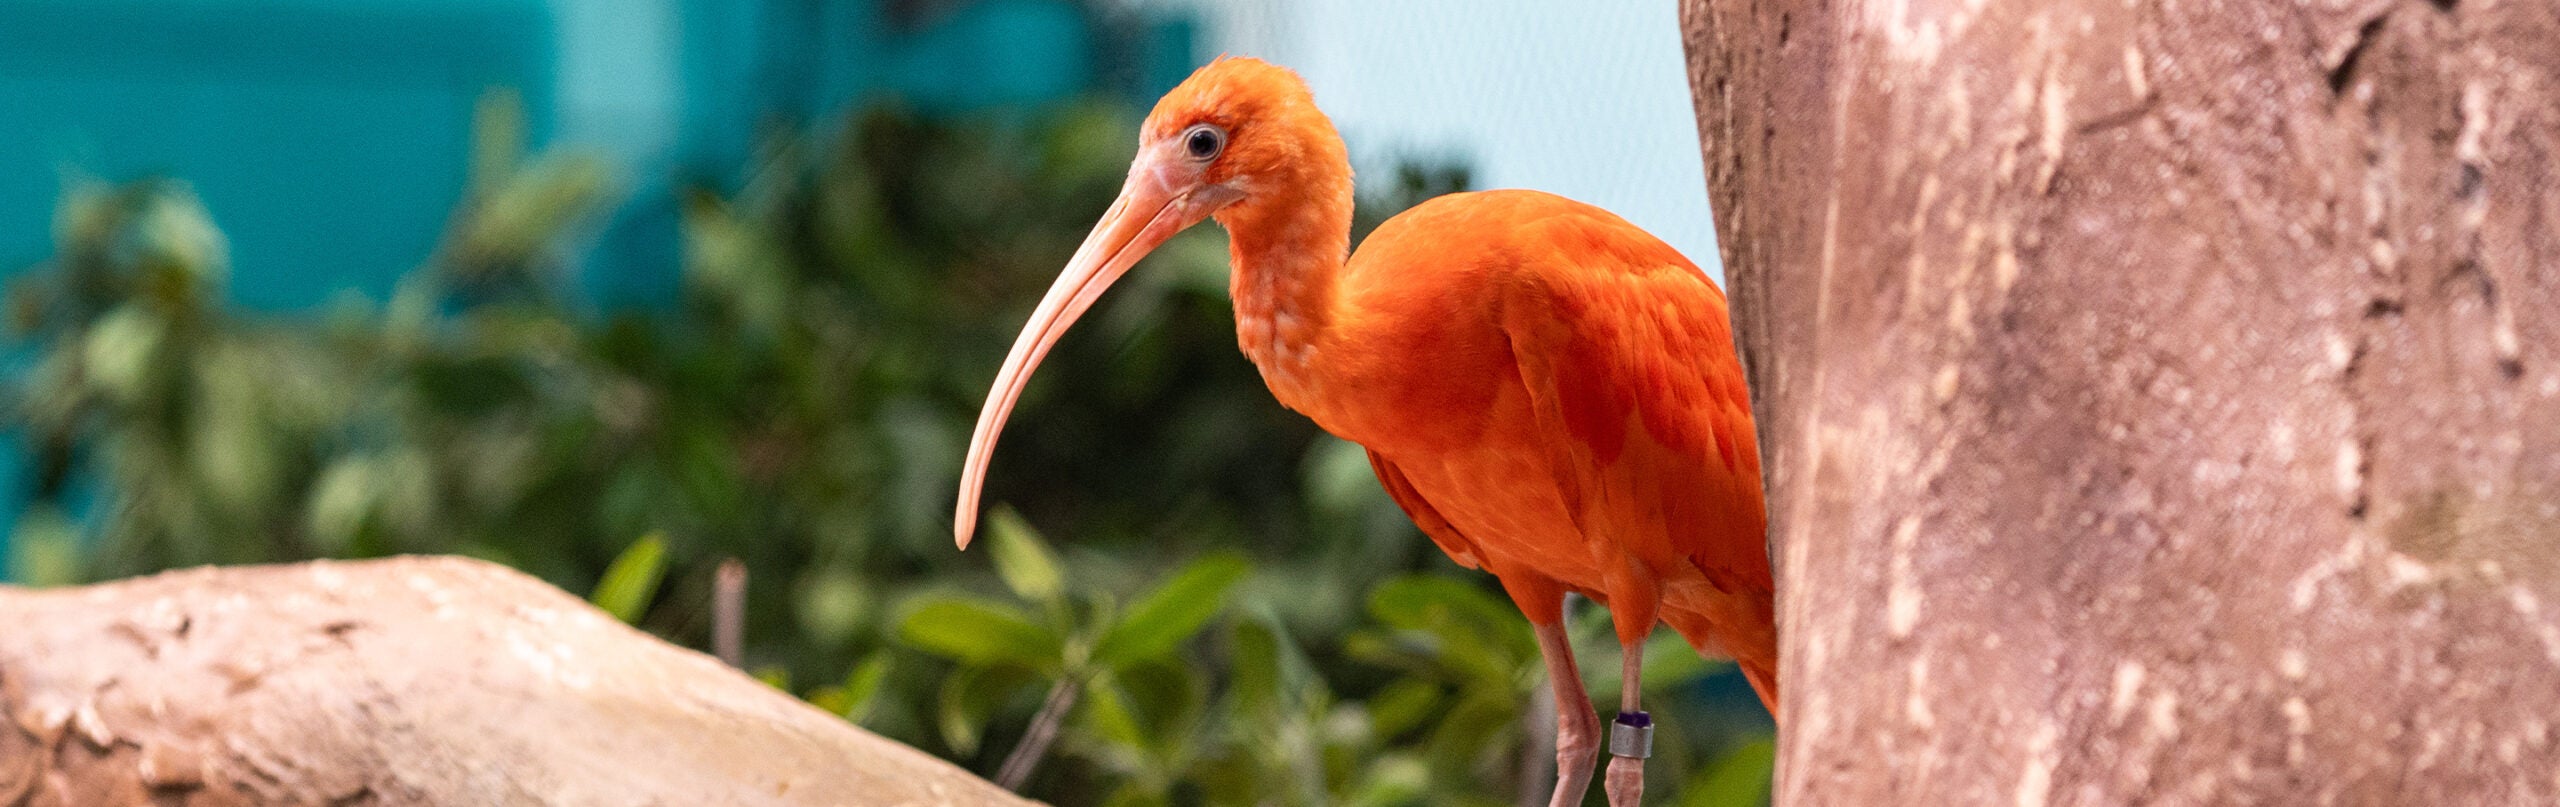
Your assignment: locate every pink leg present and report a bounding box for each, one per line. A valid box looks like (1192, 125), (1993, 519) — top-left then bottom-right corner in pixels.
(1605, 636), (1648, 806)
(1502, 573), (1599, 807)
(1597, 562), (1662, 807)
(1531, 619), (1600, 807)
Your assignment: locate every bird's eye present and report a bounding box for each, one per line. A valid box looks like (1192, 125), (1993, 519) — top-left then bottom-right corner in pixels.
(1182, 124), (1226, 161)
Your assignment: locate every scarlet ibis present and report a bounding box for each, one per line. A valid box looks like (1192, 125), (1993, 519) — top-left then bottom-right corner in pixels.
(954, 57), (1772, 806)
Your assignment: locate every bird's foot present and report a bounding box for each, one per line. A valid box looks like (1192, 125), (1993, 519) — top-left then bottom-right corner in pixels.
(1605, 711), (1651, 806)
(1547, 707), (1600, 807)
(1605, 755), (1644, 806)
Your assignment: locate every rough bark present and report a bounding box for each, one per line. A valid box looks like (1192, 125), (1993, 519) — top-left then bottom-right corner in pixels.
(0, 556), (1031, 807)
(1682, 0), (2560, 803)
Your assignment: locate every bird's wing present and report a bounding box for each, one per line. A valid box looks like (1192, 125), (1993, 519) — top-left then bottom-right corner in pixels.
(1496, 210), (1769, 589)
(1366, 449), (1485, 571)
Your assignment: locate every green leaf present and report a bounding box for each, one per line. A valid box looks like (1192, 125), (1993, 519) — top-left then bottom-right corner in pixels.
(1587, 631), (1730, 702)
(1079, 672), (1148, 749)
(1113, 658), (1208, 753)
(937, 668), (989, 756)
(1365, 678), (1443, 740)
(896, 593), (1063, 670)
(1092, 552), (1249, 669)
(1680, 737), (1776, 807)
(1303, 436), (1383, 515)
(1640, 633), (1727, 693)
(82, 306), (164, 406)
(8, 505), (84, 587)
(1227, 619), (1283, 716)
(795, 569), (873, 647)
(589, 533), (668, 624)
(840, 651), (894, 723)
(934, 665), (1036, 758)
(753, 665), (791, 691)
(1342, 628), (1442, 678)
(1422, 687), (1517, 777)
(1099, 784), (1171, 807)
(986, 506), (1065, 604)
(1345, 753), (1431, 807)
(303, 458), (376, 555)
(804, 685), (849, 715)
(1363, 575), (1533, 686)
(1365, 575), (1517, 634)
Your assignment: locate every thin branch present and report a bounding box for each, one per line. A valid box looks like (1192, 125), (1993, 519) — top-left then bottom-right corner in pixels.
(713, 559), (746, 668)
(995, 676), (1082, 791)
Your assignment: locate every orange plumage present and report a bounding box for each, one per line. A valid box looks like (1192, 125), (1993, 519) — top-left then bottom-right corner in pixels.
(1336, 192), (1775, 688)
(956, 58), (1771, 806)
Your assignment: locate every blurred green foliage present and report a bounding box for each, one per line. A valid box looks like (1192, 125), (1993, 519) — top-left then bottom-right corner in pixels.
(592, 531), (671, 624)
(5, 94), (1768, 804)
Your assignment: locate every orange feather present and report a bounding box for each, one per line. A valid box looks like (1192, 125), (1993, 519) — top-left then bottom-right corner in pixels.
(955, 57), (1775, 714)
(1308, 191), (1775, 709)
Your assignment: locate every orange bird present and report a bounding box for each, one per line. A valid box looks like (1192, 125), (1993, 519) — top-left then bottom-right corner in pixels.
(954, 57), (1772, 806)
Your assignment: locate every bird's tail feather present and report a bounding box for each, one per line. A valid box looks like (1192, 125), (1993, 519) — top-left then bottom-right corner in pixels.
(1740, 657), (1780, 724)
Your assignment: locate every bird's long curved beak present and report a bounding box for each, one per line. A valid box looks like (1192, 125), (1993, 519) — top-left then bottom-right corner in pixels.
(954, 154), (1241, 548)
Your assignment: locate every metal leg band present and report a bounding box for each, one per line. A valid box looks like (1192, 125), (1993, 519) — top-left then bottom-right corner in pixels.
(1609, 711), (1654, 759)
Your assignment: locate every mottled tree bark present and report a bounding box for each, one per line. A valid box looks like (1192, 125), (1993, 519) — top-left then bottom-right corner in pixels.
(0, 557), (1028, 807)
(1682, 0), (2560, 803)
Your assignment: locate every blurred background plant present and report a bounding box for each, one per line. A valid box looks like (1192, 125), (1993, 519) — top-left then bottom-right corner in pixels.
(0, 1), (1765, 803)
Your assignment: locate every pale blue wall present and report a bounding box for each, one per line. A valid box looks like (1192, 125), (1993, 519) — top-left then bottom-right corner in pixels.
(1180, 0), (1723, 281)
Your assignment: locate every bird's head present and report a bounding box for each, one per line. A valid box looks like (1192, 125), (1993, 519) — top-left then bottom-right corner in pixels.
(953, 56), (1349, 549)
(1135, 56), (1352, 229)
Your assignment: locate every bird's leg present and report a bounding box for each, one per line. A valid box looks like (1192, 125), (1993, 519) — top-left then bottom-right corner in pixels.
(1530, 619), (1600, 807)
(1605, 635), (1650, 806)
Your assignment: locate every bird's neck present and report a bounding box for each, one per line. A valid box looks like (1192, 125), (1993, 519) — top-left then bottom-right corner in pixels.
(1219, 184), (1352, 407)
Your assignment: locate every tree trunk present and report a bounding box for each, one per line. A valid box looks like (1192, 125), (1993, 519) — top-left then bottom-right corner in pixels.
(1682, 0), (2560, 803)
(0, 556), (1030, 807)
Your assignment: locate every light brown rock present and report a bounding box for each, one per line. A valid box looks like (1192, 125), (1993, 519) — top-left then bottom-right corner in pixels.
(0, 556), (1031, 806)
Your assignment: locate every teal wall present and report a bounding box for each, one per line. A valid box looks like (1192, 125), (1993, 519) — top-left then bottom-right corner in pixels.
(0, 0), (554, 310)
(0, 0), (1195, 577)
(572, 0), (1122, 307)
(2, 0), (1187, 308)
